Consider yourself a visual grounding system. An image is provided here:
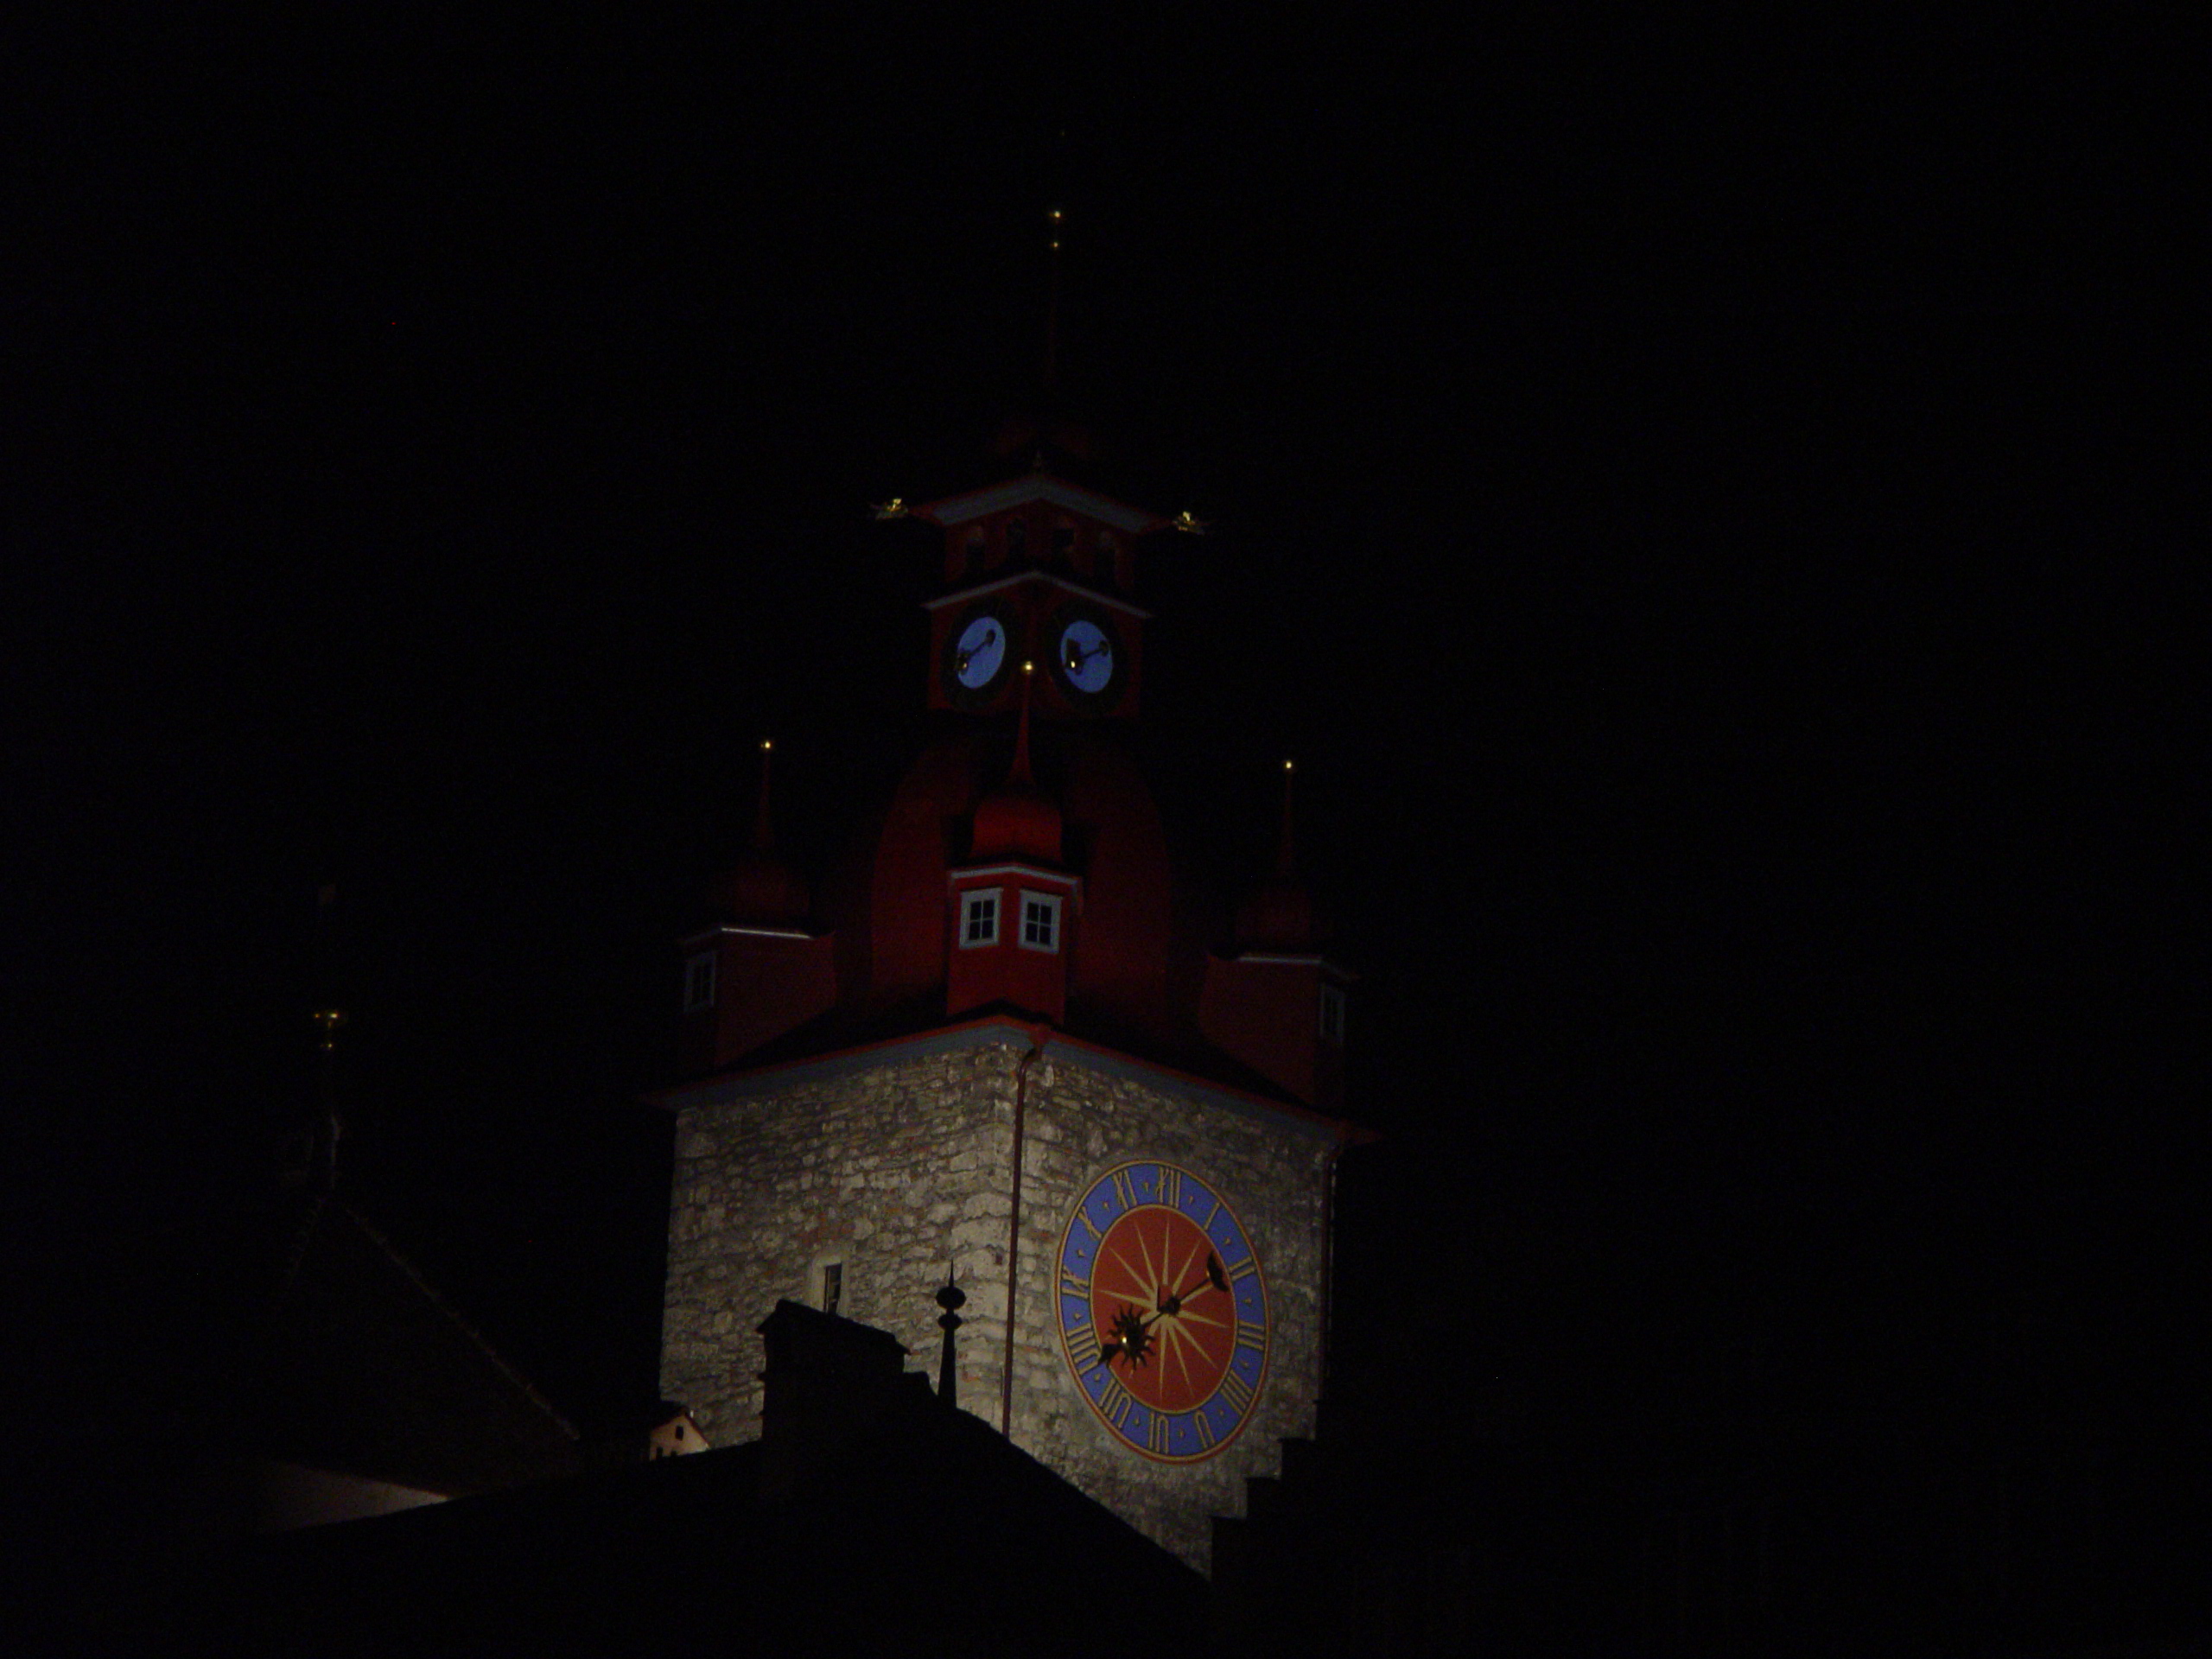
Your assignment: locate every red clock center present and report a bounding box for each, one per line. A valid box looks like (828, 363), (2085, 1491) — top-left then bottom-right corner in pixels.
(1090, 1205), (1235, 1413)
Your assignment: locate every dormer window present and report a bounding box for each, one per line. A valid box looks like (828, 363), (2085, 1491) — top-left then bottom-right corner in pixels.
(1319, 982), (1346, 1045)
(1051, 523), (1075, 563)
(1019, 890), (1062, 953)
(683, 951), (717, 1013)
(1005, 518), (1027, 561)
(961, 890), (1001, 947)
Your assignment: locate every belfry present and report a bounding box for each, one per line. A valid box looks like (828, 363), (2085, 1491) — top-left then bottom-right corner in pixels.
(658, 457), (1362, 1567)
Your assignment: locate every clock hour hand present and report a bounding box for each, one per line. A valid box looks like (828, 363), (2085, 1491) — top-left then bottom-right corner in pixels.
(1092, 1251), (1227, 1363)
(956, 625), (999, 677)
(1089, 1254), (1226, 1368)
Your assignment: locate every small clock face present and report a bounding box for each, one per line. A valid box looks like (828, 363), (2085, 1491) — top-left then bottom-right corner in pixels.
(955, 613), (1007, 688)
(943, 606), (1014, 705)
(1056, 1161), (1268, 1463)
(1046, 603), (1124, 711)
(1057, 619), (1114, 693)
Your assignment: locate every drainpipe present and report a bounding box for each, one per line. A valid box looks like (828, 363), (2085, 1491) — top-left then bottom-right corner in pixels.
(1318, 1124), (1349, 1422)
(1002, 1030), (1050, 1436)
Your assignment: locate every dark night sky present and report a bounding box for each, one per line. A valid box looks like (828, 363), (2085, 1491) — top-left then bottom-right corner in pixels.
(9, 7), (2196, 1538)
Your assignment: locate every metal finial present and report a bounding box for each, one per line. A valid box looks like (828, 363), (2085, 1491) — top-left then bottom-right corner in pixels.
(935, 1262), (966, 1408)
(1043, 205), (1065, 388)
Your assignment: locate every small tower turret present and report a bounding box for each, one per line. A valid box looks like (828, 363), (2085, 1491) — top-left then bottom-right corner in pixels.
(1201, 761), (1351, 1111)
(947, 666), (1079, 1023)
(679, 741), (837, 1072)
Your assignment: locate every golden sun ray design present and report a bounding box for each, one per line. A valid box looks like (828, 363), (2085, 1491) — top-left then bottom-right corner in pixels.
(1134, 1224), (1162, 1300)
(1166, 1232), (1200, 1299)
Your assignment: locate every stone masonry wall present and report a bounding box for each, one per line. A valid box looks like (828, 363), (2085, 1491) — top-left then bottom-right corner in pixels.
(661, 1033), (1338, 1572)
(662, 1045), (1009, 1442)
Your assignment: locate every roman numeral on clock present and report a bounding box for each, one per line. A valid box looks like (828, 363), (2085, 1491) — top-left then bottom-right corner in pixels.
(1066, 1324), (1103, 1370)
(1216, 1367), (1255, 1415)
(1157, 1166), (1181, 1208)
(1147, 1410), (1171, 1455)
(1192, 1409), (1217, 1451)
(1226, 1254), (1258, 1283)
(1058, 1265), (1091, 1299)
(1109, 1167), (1137, 1211)
(1099, 1373), (1136, 1430)
(1236, 1319), (1267, 1351)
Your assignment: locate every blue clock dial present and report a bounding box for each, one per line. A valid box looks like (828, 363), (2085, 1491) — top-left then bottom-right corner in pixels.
(1056, 619), (1114, 694)
(1057, 1161), (1268, 1463)
(954, 614), (1007, 690)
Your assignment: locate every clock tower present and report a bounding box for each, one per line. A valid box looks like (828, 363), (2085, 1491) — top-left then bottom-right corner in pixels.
(658, 462), (1362, 1570)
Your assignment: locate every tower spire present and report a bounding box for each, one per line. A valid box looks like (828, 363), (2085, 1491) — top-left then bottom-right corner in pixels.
(1236, 759), (1325, 952)
(708, 737), (810, 926)
(752, 738), (775, 855)
(969, 663), (1061, 865)
(1010, 661), (1037, 785)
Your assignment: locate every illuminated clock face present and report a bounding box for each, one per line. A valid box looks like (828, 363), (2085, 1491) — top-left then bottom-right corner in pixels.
(942, 606), (1015, 707)
(954, 613), (1008, 689)
(1056, 618), (1114, 695)
(1056, 1161), (1268, 1463)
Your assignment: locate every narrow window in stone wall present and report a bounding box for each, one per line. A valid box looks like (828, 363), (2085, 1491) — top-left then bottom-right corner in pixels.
(683, 951), (716, 1012)
(1319, 982), (1346, 1044)
(821, 1262), (842, 1315)
(1019, 890), (1061, 952)
(962, 890), (1001, 947)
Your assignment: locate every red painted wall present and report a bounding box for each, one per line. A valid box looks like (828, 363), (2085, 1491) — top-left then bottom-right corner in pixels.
(677, 932), (839, 1074)
(1061, 739), (1179, 1039)
(1198, 956), (1345, 1113)
(945, 876), (1073, 1023)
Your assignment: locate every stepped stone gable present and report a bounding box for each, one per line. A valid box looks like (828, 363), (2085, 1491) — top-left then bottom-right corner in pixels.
(660, 1027), (1335, 1569)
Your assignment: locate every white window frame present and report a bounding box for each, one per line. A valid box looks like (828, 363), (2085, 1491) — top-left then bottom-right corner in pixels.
(805, 1237), (853, 1318)
(1319, 982), (1346, 1045)
(960, 888), (1001, 948)
(683, 950), (717, 1013)
(1018, 889), (1063, 953)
